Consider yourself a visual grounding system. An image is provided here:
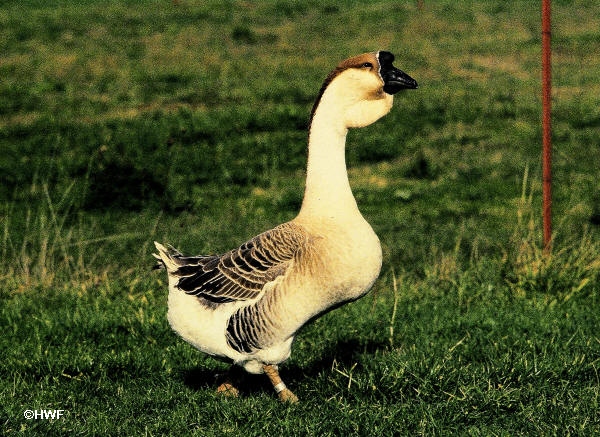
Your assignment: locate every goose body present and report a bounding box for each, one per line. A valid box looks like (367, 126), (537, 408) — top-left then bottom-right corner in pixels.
(154, 51), (417, 401)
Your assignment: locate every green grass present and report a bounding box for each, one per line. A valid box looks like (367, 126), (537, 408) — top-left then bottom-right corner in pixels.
(1, 0), (600, 435)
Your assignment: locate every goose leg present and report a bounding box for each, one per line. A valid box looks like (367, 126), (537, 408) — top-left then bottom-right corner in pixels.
(263, 364), (298, 403)
(216, 366), (241, 397)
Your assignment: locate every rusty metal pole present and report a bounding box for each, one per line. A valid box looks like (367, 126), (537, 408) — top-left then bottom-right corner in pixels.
(542, 0), (552, 252)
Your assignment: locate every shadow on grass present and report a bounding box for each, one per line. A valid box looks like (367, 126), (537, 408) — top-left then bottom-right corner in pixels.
(285, 337), (388, 383)
(181, 365), (274, 397)
(180, 367), (222, 391)
(179, 337), (388, 397)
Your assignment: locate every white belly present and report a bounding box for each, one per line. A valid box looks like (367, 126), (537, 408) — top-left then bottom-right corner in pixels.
(167, 287), (236, 358)
(167, 285), (294, 374)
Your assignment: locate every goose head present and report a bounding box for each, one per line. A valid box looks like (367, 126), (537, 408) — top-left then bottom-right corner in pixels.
(310, 51), (417, 131)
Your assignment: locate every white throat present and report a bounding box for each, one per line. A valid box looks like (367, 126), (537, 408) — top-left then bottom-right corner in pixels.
(298, 112), (356, 220)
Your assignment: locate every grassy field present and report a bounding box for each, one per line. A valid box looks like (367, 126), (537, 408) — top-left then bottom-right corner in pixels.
(2, 0), (600, 435)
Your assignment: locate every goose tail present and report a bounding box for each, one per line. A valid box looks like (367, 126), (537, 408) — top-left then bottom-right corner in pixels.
(153, 241), (182, 273)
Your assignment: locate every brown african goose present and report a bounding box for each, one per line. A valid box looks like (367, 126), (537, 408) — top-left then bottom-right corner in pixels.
(154, 51), (417, 402)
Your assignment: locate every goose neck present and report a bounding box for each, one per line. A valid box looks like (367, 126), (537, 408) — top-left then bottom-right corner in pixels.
(298, 116), (359, 219)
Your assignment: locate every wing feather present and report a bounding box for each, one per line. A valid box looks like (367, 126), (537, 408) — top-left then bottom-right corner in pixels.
(164, 222), (308, 303)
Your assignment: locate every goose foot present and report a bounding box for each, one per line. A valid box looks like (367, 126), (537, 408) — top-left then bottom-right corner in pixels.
(277, 387), (299, 403)
(216, 381), (239, 397)
(216, 366), (241, 397)
(263, 364), (299, 403)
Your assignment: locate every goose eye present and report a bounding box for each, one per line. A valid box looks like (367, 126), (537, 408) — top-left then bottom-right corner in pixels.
(361, 62), (373, 69)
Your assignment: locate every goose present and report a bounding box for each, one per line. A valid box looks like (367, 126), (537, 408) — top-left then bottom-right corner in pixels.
(154, 51), (417, 402)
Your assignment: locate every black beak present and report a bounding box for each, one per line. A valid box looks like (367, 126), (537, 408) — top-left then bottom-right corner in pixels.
(382, 67), (418, 94)
(378, 51), (418, 95)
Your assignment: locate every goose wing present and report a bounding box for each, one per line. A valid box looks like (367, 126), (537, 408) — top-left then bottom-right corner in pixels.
(156, 222), (308, 304)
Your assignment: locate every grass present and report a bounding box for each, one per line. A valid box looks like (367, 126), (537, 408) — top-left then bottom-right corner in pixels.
(1, 0), (600, 435)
